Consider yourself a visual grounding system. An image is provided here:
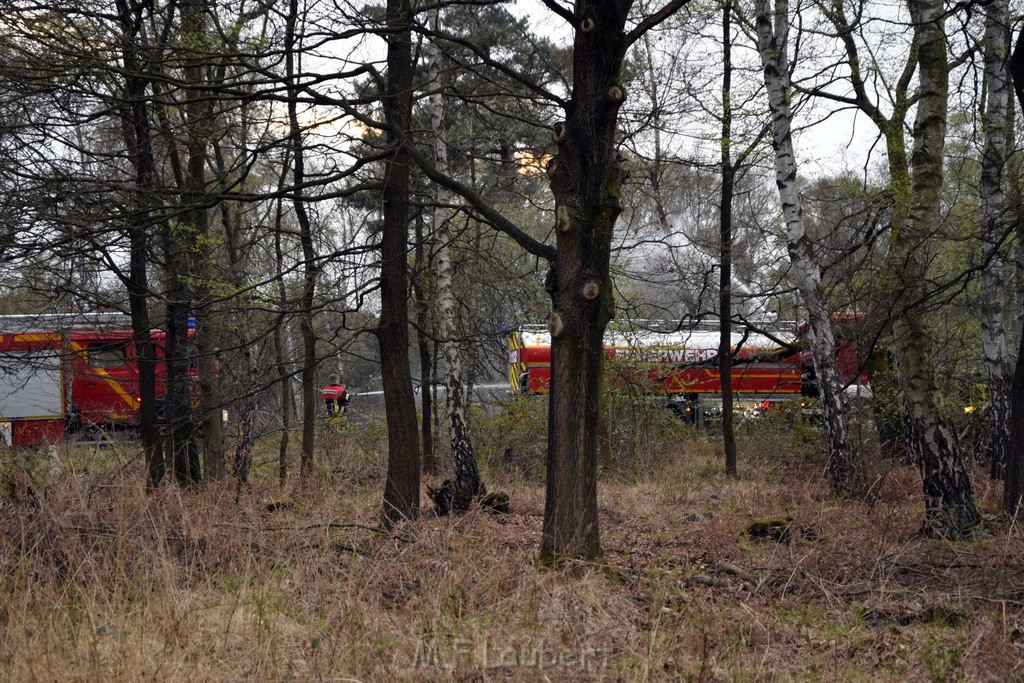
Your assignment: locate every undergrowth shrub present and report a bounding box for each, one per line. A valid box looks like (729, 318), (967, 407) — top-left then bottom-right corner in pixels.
(733, 401), (828, 479)
(470, 393), (547, 481)
(316, 415), (388, 485)
(236, 415), (389, 485)
(469, 390), (698, 483)
(603, 389), (694, 479)
(452, 387), (847, 486)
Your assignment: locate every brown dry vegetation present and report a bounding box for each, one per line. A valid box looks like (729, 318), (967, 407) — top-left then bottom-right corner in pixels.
(1, 402), (1023, 681)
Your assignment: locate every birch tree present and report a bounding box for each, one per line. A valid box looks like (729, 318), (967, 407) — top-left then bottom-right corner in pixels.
(813, 0), (979, 533)
(978, 0), (1013, 481)
(721, 0), (739, 477)
(755, 0), (861, 496)
(424, 8), (482, 511)
(1002, 26), (1024, 515)
(895, 0), (978, 534)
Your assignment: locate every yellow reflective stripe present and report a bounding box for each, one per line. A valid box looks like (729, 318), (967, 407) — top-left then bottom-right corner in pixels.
(508, 361), (527, 391)
(508, 332), (523, 390)
(5, 415), (62, 420)
(91, 368), (138, 409)
(12, 333), (61, 343)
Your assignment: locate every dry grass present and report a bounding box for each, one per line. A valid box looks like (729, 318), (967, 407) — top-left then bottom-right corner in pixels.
(1, 417), (1022, 681)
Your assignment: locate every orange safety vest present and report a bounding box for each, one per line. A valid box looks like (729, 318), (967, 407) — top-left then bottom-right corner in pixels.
(322, 384), (346, 401)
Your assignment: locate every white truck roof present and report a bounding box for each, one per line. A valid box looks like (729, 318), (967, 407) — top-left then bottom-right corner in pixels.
(518, 321), (796, 352)
(0, 312), (132, 334)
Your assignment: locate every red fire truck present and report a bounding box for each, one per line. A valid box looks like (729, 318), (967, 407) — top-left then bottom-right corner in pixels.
(0, 313), (174, 447)
(507, 320), (869, 422)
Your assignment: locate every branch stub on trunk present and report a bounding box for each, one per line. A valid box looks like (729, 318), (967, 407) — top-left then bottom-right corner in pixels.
(556, 205), (571, 233)
(547, 310), (564, 338)
(581, 17), (595, 33)
(545, 157), (558, 178)
(582, 282), (600, 300)
(608, 86), (625, 103)
(552, 122), (568, 144)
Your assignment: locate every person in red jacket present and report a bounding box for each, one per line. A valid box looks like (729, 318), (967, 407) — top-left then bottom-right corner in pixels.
(322, 374), (350, 416)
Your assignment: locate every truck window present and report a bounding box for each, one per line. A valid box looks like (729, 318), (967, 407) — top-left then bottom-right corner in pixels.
(87, 342), (127, 368)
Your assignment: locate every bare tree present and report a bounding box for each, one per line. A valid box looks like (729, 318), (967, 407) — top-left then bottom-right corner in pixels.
(979, 0), (1013, 481)
(720, 0), (739, 478)
(813, 0), (978, 534)
(536, 0), (691, 561)
(424, 8), (481, 510)
(285, 0), (320, 477)
(755, 0), (861, 496)
(1002, 25), (1024, 515)
(894, 0), (978, 534)
(379, 0), (422, 527)
(115, 0), (166, 487)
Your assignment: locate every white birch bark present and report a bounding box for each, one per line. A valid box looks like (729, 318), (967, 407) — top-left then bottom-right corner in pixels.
(980, 0), (1012, 479)
(428, 12), (480, 504)
(755, 0), (861, 495)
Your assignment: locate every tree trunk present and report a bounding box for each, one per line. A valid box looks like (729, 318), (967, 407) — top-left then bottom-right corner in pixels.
(267, 155), (294, 486)
(274, 317), (292, 487)
(166, 0), (215, 488)
(116, 0), (164, 488)
(1002, 26), (1024, 514)
(541, 1), (634, 563)
(1007, 328), (1024, 513)
(286, 0), (318, 477)
(413, 218), (436, 475)
(979, 0), (1012, 480)
(166, 304), (199, 486)
(720, 0), (737, 478)
(894, 0), (979, 535)
(428, 12), (481, 505)
(197, 314), (224, 479)
(436, 232), (480, 502)
(756, 0), (861, 496)
(232, 349), (259, 498)
(185, 0), (216, 482)
(379, 0), (421, 528)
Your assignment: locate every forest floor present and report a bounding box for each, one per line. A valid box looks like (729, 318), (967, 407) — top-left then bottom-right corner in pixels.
(0, 413), (1022, 681)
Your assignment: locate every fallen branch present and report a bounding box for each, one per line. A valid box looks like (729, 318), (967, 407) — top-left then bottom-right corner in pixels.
(690, 574), (731, 588)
